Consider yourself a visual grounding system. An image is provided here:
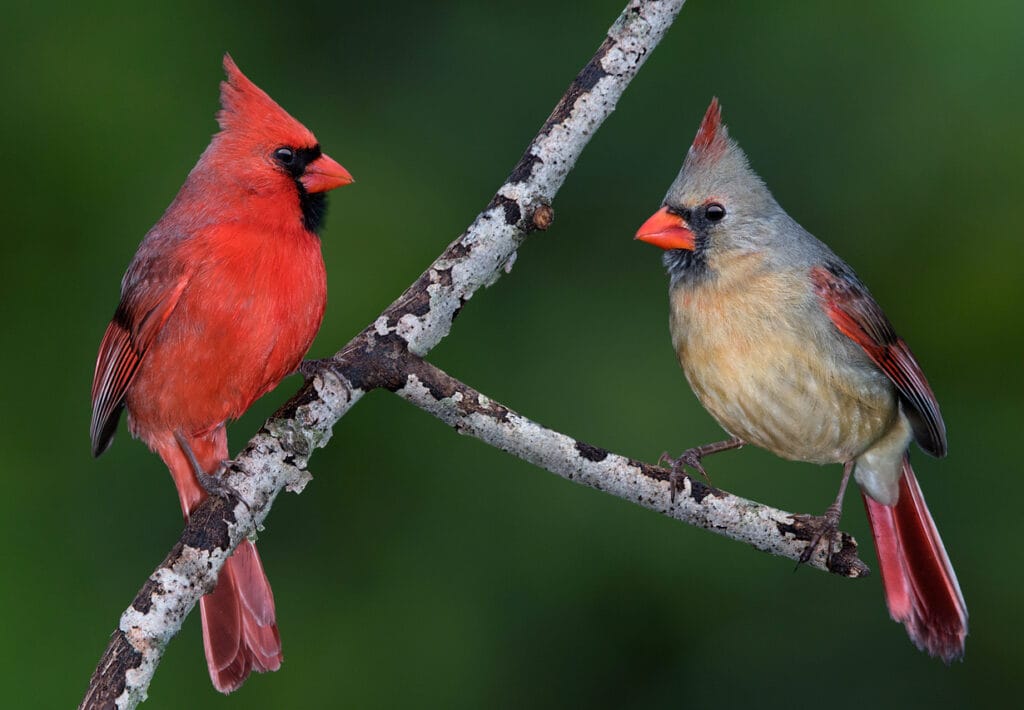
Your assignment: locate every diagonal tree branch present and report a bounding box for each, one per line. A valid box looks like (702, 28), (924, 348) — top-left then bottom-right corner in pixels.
(81, 2), (867, 708)
(387, 355), (869, 578)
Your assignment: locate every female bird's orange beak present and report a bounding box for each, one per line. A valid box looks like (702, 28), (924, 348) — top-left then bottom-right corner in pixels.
(635, 206), (695, 251)
(301, 153), (354, 193)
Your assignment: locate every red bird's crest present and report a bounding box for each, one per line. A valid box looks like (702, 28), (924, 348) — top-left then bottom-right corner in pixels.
(217, 54), (317, 149)
(690, 97), (729, 163)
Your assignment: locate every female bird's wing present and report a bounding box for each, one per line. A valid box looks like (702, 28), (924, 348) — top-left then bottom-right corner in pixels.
(811, 263), (946, 457)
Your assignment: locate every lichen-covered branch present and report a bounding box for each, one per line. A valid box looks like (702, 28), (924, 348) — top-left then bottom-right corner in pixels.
(80, 2), (688, 707)
(388, 355), (869, 578)
(79, 373), (351, 710)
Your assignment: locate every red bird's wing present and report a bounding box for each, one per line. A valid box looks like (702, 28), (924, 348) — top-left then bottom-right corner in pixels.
(811, 263), (946, 457)
(90, 267), (190, 456)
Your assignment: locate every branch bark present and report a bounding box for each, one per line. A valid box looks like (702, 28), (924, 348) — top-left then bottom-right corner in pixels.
(80, 1), (868, 707)
(389, 354), (868, 576)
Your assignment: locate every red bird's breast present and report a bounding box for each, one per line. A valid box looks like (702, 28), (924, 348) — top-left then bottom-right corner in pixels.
(126, 219), (326, 441)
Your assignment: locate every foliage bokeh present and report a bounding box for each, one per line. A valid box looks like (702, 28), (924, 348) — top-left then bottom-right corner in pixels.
(1, 1), (1021, 707)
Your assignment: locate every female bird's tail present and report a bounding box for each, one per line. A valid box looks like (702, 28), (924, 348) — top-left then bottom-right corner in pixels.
(862, 455), (967, 662)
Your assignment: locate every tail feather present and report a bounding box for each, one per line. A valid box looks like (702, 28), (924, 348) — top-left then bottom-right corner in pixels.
(242, 606), (284, 673)
(231, 536), (278, 626)
(862, 455), (967, 663)
(157, 432), (282, 693)
(200, 567), (248, 687)
(200, 540), (283, 693)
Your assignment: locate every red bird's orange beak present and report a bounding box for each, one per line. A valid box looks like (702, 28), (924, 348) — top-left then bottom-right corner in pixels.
(635, 206), (695, 251)
(301, 152), (354, 193)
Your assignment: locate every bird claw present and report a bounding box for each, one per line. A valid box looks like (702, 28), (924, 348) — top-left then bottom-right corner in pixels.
(198, 460), (252, 511)
(656, 438), (742, 503)
(659, 448), (714, 503)
(299, 357), (333, 380)
(677, 450), (711, 481)
(795, 504), (843, 569)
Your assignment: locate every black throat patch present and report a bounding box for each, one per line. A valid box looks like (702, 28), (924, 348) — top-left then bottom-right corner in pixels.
(297, 184), (327, 234)
(663, 247), (709, 286)
(287, 145), (327, 234)
(662, 205), (710, 286)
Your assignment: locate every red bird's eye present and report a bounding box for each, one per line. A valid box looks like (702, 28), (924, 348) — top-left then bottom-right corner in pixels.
(273, 147), (295, 165)
(706, 203), (726, 221)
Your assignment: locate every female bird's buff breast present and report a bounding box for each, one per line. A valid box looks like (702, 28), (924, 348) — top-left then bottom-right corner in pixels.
(670, 265), (897, 464)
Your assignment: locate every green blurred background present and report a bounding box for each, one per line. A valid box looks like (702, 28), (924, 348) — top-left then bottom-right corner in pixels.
(2, 0), (1021, 707)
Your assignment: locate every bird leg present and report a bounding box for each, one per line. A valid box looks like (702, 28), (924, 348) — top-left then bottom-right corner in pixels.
(660, 437), (744, 502)
(797, 460), (855, 568)
(174, 431), (249, 508)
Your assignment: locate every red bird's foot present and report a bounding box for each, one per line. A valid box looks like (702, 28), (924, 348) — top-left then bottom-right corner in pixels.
(299, 357), (328, 379)
(196, 462), (247, 505)
(796, 503), (843, 568)
(659, 437), (744, 503)
(174, 431), (250, 508)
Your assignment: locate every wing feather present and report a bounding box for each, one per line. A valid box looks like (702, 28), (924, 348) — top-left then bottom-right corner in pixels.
(89, 273), (189, 456)
(811, 263), (946, 457)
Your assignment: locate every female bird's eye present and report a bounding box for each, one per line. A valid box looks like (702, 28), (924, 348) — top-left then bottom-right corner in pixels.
(706, 203), (726, 222)
(273, 147), (295, 165)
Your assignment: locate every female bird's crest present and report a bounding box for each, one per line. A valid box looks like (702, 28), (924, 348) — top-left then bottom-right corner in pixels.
(668, 98), (767, 215)
(217, 53), (317, 149)
(689, 97), (730, 164)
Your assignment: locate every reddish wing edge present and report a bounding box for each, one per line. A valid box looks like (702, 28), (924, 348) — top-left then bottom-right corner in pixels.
(89, 277), (188, 456)
(89, 321), (141, 456)
(811, 264), (947, 457)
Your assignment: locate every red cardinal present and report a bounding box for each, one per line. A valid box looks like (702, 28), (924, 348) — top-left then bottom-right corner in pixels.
(90, 55), (353, 692)
(635, 99), (967, 662)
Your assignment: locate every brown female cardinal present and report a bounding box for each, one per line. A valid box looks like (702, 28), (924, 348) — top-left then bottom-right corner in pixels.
(635, 98), (967, 662)
(90, 55), (353, 692)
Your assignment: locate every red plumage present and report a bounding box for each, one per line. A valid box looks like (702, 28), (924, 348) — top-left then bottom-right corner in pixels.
(90, 54), (352, 693)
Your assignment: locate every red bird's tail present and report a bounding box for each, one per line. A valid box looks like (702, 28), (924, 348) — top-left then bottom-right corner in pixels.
(157, 430), (283, 693)
(862, 455), (967, 662)
(200, 540), (282, 693)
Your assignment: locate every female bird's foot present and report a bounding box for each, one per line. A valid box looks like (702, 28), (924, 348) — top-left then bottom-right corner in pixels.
(797, 460), (855, 568)
(796, 503), (843, 567)
(658, 449), (710, 503)
(658, 437), (744, 502)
